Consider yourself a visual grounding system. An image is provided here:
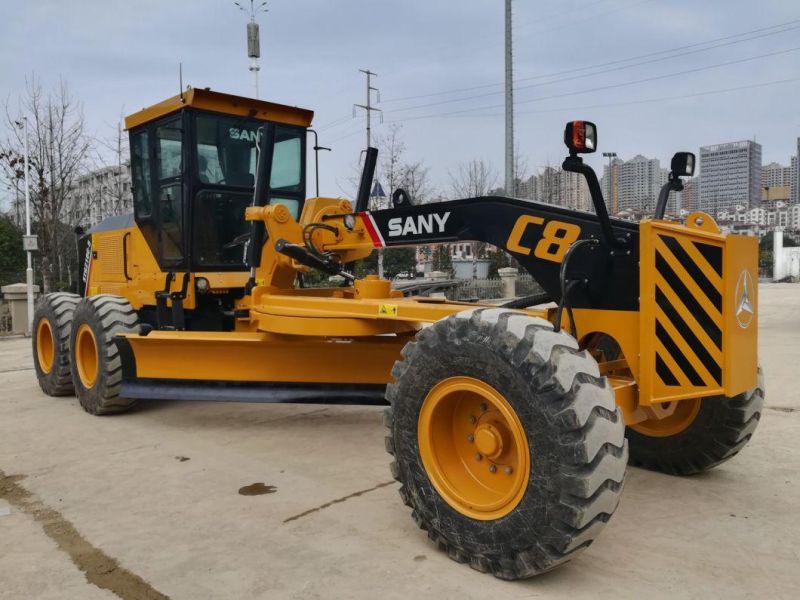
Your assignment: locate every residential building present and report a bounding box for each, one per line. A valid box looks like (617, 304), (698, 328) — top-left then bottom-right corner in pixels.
(762, 184), (791, 208)
(763, 161), (792, 188)
(518, 167), (591, 212)
(601, 154), (662, 214)
(678, 177), (698, 213)
(69, 163), (133, 227)
(698, 140), (762, 215)
(715, 204), (800, 236)
(794, 141), (799, 203)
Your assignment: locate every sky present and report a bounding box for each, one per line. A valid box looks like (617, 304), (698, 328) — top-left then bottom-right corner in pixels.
(1, 0), (799, 205)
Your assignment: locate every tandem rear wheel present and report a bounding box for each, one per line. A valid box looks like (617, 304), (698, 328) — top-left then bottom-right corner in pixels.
(385, 308), (628, 580)
(69, 295), (140, 415)
(626, 368), (765, 475)
(32, 293), (81, 396)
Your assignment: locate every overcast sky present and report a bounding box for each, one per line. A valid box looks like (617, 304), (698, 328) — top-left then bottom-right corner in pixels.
(2, 0), (799, 204)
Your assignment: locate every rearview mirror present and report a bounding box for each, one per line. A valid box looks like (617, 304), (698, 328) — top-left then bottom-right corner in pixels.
(564, 121), (597, 154)
(670, 152), (695, 177)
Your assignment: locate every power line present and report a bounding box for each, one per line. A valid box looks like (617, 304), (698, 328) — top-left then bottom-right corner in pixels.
(316, 0), (659, 133)
(381, 17), (800, 107)
(386, 75), (800, 122)
(383, 45), (800, 122)
(384, 23), (800, 115)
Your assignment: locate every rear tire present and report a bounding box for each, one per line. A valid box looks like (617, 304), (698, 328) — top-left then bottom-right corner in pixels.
(385, 308), (628, 579)
(626, 368), (764, 475)
(32, 293), (80, 396)
(69, 295), (139, 415)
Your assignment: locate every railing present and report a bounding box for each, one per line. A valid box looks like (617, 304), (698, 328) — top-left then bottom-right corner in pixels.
(450, 279), (504, 302)
(0, 302), (12, 335)
(516, 272), (545, 297)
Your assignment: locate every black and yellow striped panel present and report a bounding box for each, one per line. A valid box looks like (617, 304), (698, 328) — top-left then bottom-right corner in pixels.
(653, 234), (723, 389)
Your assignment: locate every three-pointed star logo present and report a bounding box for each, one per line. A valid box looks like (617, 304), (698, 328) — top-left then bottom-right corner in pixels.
(735, 270), (755, 329)
(737, 276), (753, 316)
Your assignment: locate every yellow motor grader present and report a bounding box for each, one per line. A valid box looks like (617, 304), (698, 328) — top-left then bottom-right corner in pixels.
(31, 88), (763, 579)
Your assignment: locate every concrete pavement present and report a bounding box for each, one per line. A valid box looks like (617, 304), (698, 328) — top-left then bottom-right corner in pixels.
(1, 283), (798, 599)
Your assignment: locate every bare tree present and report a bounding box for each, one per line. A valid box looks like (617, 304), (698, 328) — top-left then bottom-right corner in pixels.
(512, 142), (529, 197)
(0, 77), (91, 292)
(449, 159), (498, 279)
(449, 158), (498, 199)
(401, 160), (431, 204)
(372, 124), (433, 277)
(88, 108), (132, 220)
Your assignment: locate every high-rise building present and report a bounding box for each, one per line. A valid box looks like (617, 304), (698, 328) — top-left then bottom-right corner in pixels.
(763, 161), (792, 188)
(602, 155), (662, 213)
(698, 140), (761, 215)
(793, 139), (800, 203)
(518, 167), (590, 212)
(69, 163), (133, 226)
(679, 177), (698, 213)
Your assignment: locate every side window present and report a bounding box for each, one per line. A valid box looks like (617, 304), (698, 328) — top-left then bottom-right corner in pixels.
(270, 127), (302, 191)
(159, 183), (183, 261)
(156, 120), (183, 179)
(155, 118), (184, 262)
(131, 131), (151, 218)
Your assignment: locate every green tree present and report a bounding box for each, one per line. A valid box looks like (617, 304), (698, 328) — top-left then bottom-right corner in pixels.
(488, 247), (521, 278)
(0, 215), (26, 286)
(431, 244), (453, 276)
(759, 232), (798, 272)
(355, 247), (417, 279)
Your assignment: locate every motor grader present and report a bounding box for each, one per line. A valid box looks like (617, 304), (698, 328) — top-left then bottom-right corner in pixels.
(31, 88), (764, 580)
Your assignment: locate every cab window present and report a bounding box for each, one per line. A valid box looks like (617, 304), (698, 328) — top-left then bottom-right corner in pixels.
(155, 118), (184, 263)
(195, 113), (260, 188)
(270, 127), (302, 191)
(267, 126), (304, 218)
(131, 130), (152, 218)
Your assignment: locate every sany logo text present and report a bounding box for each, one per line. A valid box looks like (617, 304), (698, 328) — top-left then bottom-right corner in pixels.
(229, 128), (258, 142)
(387, 212), (450, 237)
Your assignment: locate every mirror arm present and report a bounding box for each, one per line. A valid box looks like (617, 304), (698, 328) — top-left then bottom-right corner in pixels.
(354, 147), (379, 213)
(654, 175), (684, 220)
(563, 154), (627, 249)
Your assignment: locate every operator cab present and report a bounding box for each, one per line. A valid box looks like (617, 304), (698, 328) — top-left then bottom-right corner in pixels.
(125, 88), (313, 272)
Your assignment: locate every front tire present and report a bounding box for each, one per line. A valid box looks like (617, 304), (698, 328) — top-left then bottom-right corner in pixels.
(385, 308), (628, 579)
(626, 368), (765, 475)
(69, 295), (139, 415)
(32, 293), (80, 396)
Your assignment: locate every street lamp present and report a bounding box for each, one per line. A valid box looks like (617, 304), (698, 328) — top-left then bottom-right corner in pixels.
(14, 117), (35, 335)
(603, 152), (618, 215)
(234, 1), (269, 98)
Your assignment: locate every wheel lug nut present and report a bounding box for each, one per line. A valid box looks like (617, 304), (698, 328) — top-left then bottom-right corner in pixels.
(489, 464), (497, 473)
(468, 415), (477, 424)
(505, 466), (513, 475)
(479, 403), (487, 413)
(475, 453), (483, 461)
(467, 434), (474, 443)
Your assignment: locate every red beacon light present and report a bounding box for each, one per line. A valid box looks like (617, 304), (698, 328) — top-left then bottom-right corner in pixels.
(564, 120), (597, 154)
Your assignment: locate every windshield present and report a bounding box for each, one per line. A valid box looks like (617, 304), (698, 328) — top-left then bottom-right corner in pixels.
(195, 113), (261, 187)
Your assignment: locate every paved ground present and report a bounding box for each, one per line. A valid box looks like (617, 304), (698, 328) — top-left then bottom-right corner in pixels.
(1, 283), (798, 599)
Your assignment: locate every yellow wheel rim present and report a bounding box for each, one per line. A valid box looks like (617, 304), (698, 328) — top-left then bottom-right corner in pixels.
(75, 324), (99, 389)
(417, 376), (530, 521)
(36, 318), (55, 374)
(630, 399), (702, 437)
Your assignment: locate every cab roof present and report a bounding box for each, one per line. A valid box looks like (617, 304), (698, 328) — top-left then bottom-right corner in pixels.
(124, 87), (314, 130)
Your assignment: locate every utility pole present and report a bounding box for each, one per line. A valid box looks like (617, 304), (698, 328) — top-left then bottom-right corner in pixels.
(235, 1), (268, 98)
(354, 69), (381, 150)
(16, 117), (34, 335)
(354, 69), (384, 277)
(504, 0), (515, 196)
